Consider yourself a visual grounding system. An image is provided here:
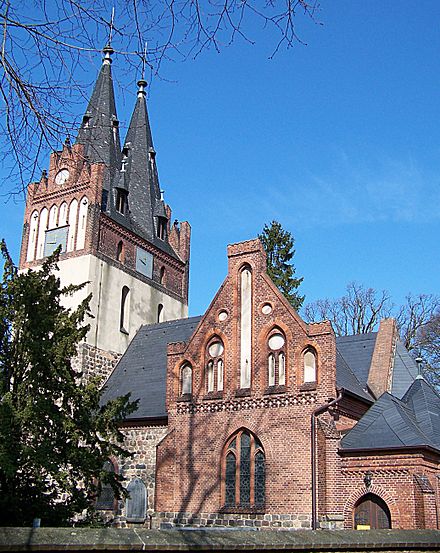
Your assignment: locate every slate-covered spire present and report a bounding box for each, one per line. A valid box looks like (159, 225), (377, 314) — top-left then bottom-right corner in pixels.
(76, 45), (121, 192)
(113, 78), (168, 244)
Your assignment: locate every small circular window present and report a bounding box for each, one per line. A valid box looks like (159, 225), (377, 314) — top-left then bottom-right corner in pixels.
(268, 333), (285, 350)
(262, 303), (272, 315)
(218, 310), (228, 322)
(209, 341), (224, 357)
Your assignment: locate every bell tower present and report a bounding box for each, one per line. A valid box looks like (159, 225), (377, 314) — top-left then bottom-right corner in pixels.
(19, 46), (191, 382)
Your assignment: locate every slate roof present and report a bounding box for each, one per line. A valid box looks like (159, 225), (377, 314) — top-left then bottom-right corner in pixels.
(392, 340), (420, 399)
(335, 333), (377, 398)
(101, 316), (201, 420)
(75, 46), (121, 192)
(341, 377), (440, 453)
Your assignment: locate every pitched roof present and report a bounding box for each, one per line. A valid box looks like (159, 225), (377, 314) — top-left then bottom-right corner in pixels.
(341, 377), (440, 453)
(75, 46), (121, 191)
(335, 333), (377, 395)
(101, 316), (202, 420)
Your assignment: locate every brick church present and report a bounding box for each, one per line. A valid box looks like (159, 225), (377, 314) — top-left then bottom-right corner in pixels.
(19, 47), (440, 531)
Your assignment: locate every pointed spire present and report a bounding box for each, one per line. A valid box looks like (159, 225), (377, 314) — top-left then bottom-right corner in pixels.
(76, 44), (121, 192)
(112, 77), (167, 244)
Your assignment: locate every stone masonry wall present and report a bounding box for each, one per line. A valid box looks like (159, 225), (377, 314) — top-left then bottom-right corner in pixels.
(73, 342), (121, 385)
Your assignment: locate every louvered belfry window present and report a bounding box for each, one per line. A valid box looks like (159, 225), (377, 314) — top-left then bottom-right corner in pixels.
(223, 430), (265, 509)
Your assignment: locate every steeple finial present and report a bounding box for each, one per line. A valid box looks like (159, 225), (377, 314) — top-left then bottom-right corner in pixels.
(103, 44), (114, 65)
(137, 42), (148, 97)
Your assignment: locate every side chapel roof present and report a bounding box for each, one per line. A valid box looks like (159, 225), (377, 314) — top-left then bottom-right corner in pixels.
(341, 377), (440, 453)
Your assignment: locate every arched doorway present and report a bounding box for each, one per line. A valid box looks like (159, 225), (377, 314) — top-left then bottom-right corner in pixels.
(354, 493), (391, 529)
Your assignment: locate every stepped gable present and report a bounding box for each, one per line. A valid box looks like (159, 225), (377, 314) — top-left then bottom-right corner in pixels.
(101, 316), (201, 420)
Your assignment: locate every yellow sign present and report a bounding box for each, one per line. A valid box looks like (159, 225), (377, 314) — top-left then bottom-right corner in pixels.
(357, 525), (371, 530)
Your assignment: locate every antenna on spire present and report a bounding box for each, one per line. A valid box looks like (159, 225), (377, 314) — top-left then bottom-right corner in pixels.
(141, 41), (148, 81)
(137, 41), (148, 97)
(108, 7), (115, 46)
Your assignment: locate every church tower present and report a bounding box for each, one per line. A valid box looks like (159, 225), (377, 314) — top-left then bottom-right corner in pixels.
(19, 46), (191, 381)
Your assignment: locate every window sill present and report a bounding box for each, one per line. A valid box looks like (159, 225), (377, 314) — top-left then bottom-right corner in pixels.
(203, 391), (223, 400)
(177, 394), (192, 402)
(264, 385), (287, 395)
(220, 505), (265, 514)
(235, 388), (251, 398)
(300, 381), (317, 392)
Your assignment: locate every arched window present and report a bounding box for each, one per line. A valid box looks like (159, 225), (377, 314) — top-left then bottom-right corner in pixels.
(354, 493), (391, 529)
(304, 349), (317, 383)
(267, 329), (286, 388)
(240, 267), (252, 389)
(67, 199), (78, 252)
(76, 196), (88, 250)
(26, 210), (39, 261)
(206, 337), (225, 394)
(120, 286), (130, 333)
(125, 478), (147, 523)
(36, 207), (48, 259)
(181, 363), (192, 396)
(160, 266), (165, 285)
(48, 204), (58, 229)
(96, 460), (116, 511)
(59, 202), (68, 226)
(157, 217), (167, 240)
(157, 303), (164, 323)
(116, 241), (124, 262)
(223, 430), (265, 509)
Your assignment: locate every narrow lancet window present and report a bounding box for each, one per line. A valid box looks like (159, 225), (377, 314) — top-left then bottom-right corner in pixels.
(240, 268), (252, 388)
(304, 350), (317, 383)
(181, 364), (192, 395)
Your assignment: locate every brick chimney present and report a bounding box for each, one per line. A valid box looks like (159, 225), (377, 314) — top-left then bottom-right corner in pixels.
(367, 318), (398, 399)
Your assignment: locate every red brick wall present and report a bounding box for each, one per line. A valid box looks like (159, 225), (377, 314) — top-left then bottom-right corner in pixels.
(156, 239), (336, 520)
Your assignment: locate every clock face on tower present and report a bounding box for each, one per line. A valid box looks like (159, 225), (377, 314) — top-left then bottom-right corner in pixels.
(55, 168), (70, 185)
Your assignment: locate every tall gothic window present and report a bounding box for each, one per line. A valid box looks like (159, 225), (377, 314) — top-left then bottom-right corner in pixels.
(240, 267), (252, 389)
(206, 337), (225, 393)
(223, 429), (265, 509)
(181, 363), (192, 396)
(120, 286), (130, 333)
(304, 349), (317, 383)
(267, 329), (286, 387)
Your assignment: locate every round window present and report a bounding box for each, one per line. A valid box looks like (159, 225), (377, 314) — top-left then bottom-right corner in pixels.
(218, 310), (228, 322)
(209, 341), (224, 357)
(268, 333), (285, 350)
(262, 303), (272, 315)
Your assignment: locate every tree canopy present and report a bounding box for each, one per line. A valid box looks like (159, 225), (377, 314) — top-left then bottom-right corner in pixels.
(0, 241), (137, 526)
(259, 220), (304, 311)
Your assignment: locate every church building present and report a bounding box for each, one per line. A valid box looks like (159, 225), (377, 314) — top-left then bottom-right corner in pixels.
(19, 48), (440, 531)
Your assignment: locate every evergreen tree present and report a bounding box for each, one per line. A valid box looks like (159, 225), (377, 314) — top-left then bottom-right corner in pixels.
(259, 221), (304, 310)
(0, 241), (137, 526)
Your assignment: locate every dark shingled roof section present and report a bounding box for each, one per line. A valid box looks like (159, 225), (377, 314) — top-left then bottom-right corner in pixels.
(335, 333), (377, 392)
(101, 316), (202, 420)
(111, 88), (177, 259)
(75, 50), (121, 192)
(341, 377), (440, 453)
(392, 340), (419, 399)
(336, 348), (373, 402)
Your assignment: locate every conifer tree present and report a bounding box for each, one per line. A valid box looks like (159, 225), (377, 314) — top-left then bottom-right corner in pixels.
(0, 241), (137, 526)
(259, 221), (304, 311)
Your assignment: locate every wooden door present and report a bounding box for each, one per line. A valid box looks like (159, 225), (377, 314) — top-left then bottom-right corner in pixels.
(354, 494), (391, 529)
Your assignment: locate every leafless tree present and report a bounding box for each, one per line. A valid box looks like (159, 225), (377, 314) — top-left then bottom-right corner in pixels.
(304, 282), (394, 336)
(305, 285), (440, 384)
(0, 0), (320, 197)
(416, 311), (440, 386)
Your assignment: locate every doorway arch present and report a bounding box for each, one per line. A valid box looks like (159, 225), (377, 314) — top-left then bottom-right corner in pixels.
(354, 493), (391, 529)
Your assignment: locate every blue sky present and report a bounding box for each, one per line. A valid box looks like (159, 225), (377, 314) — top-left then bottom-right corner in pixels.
(1, 1), (439, 317)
